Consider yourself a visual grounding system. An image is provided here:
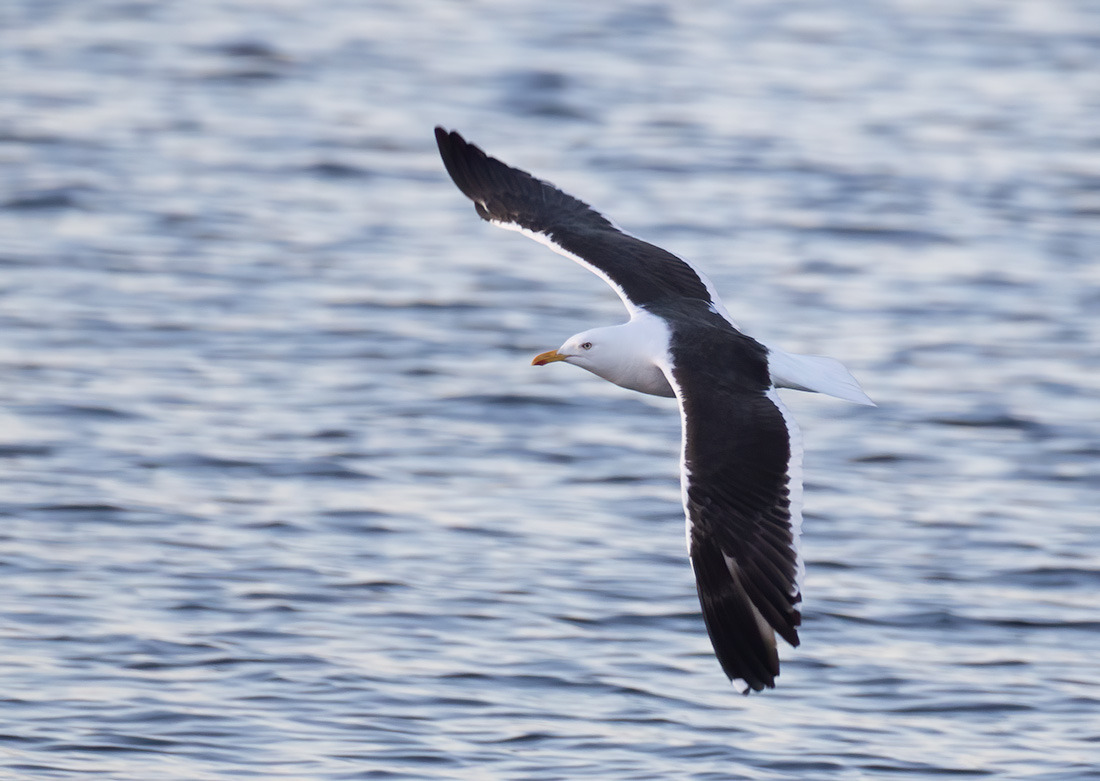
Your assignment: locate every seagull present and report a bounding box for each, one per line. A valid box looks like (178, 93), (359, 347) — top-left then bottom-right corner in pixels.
(435, 127), (873, 693)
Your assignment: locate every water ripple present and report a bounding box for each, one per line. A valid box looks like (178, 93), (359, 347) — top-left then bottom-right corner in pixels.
(1, 0), (1098, 779)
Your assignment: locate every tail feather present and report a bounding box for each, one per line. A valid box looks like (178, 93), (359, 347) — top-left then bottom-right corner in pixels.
(766, 348), (875, 406)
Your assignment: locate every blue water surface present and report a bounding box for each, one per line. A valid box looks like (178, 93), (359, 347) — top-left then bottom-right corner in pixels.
(1, 1), (1099, 778)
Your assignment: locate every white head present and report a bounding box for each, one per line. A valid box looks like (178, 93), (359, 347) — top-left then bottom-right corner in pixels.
(530, 321), (674, 398)
(532, 327), (606, 370)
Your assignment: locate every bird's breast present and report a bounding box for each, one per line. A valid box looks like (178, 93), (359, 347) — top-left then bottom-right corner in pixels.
(608, 362), (676, 398)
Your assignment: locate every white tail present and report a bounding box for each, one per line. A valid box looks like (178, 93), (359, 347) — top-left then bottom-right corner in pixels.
(766, 347), (875, 406)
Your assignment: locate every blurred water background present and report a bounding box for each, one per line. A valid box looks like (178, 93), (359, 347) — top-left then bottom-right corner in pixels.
(2, 1), (1099, 778)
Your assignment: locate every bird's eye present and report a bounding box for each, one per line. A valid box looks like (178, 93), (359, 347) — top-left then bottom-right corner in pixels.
(581, 342), (593, 350)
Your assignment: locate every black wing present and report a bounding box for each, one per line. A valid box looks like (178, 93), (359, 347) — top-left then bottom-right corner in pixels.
(435, 127), (718, 313)
(662, 318), (804, 692)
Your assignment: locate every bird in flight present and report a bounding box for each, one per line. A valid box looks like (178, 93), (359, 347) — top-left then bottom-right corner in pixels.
(435, 127), (873, 693)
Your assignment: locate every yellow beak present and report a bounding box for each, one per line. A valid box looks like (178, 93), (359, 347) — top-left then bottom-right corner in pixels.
(531, 349), (568, 366)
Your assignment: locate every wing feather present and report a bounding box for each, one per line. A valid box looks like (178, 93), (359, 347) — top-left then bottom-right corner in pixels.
(435, 127), (735, 319)
(658, 324), (804, 693)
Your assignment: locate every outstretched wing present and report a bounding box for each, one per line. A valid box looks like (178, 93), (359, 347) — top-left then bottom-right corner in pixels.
(659, 320), (805, 693)
(435, 127), (735, 320)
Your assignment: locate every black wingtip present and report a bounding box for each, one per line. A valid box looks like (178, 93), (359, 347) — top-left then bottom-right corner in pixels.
(692, 539), (789, 693)
(433, 126), (493, 212)
(433, 127), (616, 232)
(433, 126), (463, 186)
(433, 126), (465, 159)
